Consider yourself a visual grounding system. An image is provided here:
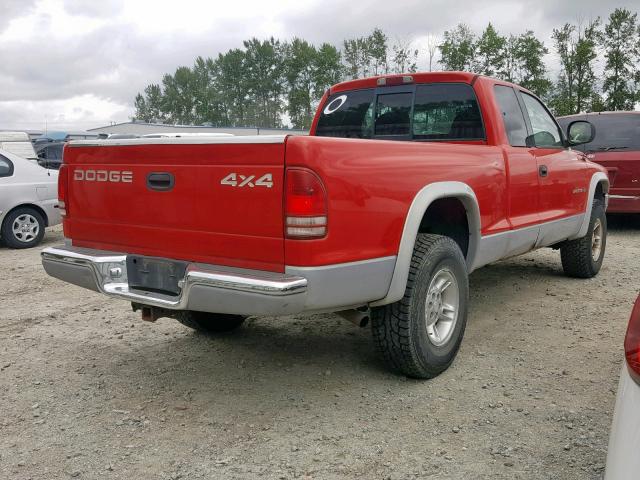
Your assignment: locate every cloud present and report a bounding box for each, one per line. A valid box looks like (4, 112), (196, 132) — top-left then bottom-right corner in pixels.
(0, 0), (638, 131)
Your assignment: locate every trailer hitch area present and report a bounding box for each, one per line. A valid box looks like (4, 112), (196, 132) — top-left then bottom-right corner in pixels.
(131, 303), (177, 322)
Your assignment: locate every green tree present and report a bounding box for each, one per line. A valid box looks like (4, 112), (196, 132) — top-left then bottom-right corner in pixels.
(439, 23), (476, 71)
(214, 48), (249, 126)
(368, 28), (389, 75)
(390, 38), (418, 73)
(284, 38), (317, 129)
(161, 67), (197, 124)
(551, 20), (602, 115)
(602, 8), (639, 110)
(243, 37), (286, 127)
(511, 31), (552, 98)
(343, 29), (388, 79)
(312, 43), (343, 95)
(134, 84), (165, 123)
(474, 23), (506, 77)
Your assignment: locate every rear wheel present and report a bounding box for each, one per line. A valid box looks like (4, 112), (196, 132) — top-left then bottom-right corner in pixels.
(371, 234), (469, 379)
(176, 311), (246, 333)
(560, 198), (606, 278)
(1, 207), (45, 249)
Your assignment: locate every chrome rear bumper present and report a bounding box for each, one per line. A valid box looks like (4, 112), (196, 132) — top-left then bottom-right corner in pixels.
(41, 246), (308, 316)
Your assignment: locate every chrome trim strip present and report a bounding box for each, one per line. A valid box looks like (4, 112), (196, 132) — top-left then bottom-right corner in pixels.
(41, 246), (307, 310)
(67, 135), (288, 147)
(609, 194), (639, 200)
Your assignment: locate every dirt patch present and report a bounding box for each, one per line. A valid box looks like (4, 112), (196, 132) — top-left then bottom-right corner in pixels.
(1, 220), (638, 479)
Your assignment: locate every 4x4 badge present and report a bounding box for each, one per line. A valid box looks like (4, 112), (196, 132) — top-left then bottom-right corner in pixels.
(220, 173), (273, 188)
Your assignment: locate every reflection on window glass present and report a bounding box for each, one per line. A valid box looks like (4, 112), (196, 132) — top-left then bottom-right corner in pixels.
(374, 93), (412, 136)
(557, 114), (640, 151)
(521, 93), (562, 148)
(316, 89), (375, 138)
(413, 84), (484, 140)
(494, 85), (528, 147)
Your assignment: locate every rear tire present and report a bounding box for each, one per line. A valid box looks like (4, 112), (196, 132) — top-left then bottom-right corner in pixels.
(371, 234), (469, 379)
(1, 207), (45, 249)
(560, 198), (606, 278)
(176, 311), (246, 333)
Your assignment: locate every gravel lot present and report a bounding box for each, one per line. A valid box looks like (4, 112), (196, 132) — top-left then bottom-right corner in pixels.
(1, 218), (639, 480)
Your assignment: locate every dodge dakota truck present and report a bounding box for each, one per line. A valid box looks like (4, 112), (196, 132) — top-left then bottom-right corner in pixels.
(42, 72), (609, 379)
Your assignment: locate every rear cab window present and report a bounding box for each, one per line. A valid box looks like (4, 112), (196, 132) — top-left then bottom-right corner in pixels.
(315, 83), (485, 142)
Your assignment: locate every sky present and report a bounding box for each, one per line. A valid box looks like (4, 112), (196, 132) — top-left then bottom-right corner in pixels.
(0, 0), (637, 131)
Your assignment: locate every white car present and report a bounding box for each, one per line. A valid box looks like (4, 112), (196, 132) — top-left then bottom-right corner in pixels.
(605, 294), (640, 479)
(0, 149), (61, 248)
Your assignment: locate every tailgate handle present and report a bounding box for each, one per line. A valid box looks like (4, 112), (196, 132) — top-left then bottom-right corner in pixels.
(146, 172), (174, 191)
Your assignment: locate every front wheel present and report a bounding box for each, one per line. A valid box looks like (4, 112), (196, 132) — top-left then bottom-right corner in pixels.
(560, 198), (607, 278)
(371, 234), (469, 379)
(176, 311), (246, 333)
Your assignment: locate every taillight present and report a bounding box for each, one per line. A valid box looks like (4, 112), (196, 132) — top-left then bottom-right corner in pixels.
(58, 164), (68, 217)
(624, 295), (640, 384)
(284, 168), (327, 239)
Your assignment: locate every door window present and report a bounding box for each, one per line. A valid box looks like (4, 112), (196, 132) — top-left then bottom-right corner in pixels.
(521, 93), (563, 148)
(494, 85), (528, 147)
(0, 155), (13, 177)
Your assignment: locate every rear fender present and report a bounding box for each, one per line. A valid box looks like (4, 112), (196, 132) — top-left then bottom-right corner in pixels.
(371, 181), (481, 307)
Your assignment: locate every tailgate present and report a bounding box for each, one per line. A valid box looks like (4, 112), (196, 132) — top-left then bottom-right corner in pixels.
(63, 137), (286, 272)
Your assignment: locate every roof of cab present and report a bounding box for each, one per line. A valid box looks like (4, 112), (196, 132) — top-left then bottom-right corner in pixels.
(328, 71), (529, 95)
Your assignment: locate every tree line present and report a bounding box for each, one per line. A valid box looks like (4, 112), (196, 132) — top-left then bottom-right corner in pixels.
(134, 7), (640, 129)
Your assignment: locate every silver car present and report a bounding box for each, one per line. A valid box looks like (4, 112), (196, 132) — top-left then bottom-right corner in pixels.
(0, 149), (61, 248)
(605, 294), (640, 480)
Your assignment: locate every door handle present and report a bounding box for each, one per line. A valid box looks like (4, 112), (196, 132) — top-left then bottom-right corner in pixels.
(539, 165), (548, 177)
(146, 172), (175, 191)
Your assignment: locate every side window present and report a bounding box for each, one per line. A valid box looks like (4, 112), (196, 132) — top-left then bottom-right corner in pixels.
(374, 92), (412, 136)
(521, 93), (563, 148)
(494, 85), (528, 147)
(0, 155), (14, 177)
(412, 84), (484, 140)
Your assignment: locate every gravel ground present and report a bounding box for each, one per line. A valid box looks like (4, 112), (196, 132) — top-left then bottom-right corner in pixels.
(1, 217), (639, 480)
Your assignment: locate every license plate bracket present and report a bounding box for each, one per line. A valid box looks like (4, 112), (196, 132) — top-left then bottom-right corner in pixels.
(126, 255), (188, 296)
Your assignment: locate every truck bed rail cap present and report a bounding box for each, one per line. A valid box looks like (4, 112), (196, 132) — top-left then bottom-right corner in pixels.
(67, 135), (289, 147)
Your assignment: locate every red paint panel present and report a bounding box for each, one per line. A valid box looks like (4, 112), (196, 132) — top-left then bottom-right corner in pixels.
(63, 142), (285, 272)
(284, 135), (508, 267)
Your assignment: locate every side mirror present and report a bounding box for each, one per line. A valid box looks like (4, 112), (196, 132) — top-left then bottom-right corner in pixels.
(567, 120), (595, 146)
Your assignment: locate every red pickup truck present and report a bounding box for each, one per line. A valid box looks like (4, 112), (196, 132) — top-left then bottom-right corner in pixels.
(42, 72), (609, 379)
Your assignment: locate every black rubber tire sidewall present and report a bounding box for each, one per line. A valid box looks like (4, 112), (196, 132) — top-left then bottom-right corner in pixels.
(590, 200), (607, 268)
(410, 247), (469, 372)
(560, 198), (607, 278)
(371, 234), (470, 379)
(1, 207), (46, 249)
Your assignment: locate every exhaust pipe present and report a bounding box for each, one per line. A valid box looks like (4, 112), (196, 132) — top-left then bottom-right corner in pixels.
(337, 307), (370, 328)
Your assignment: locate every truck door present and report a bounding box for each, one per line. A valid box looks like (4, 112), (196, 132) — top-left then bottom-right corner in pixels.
(493, 85), (540, 255)
(518, 91), (589, 244)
